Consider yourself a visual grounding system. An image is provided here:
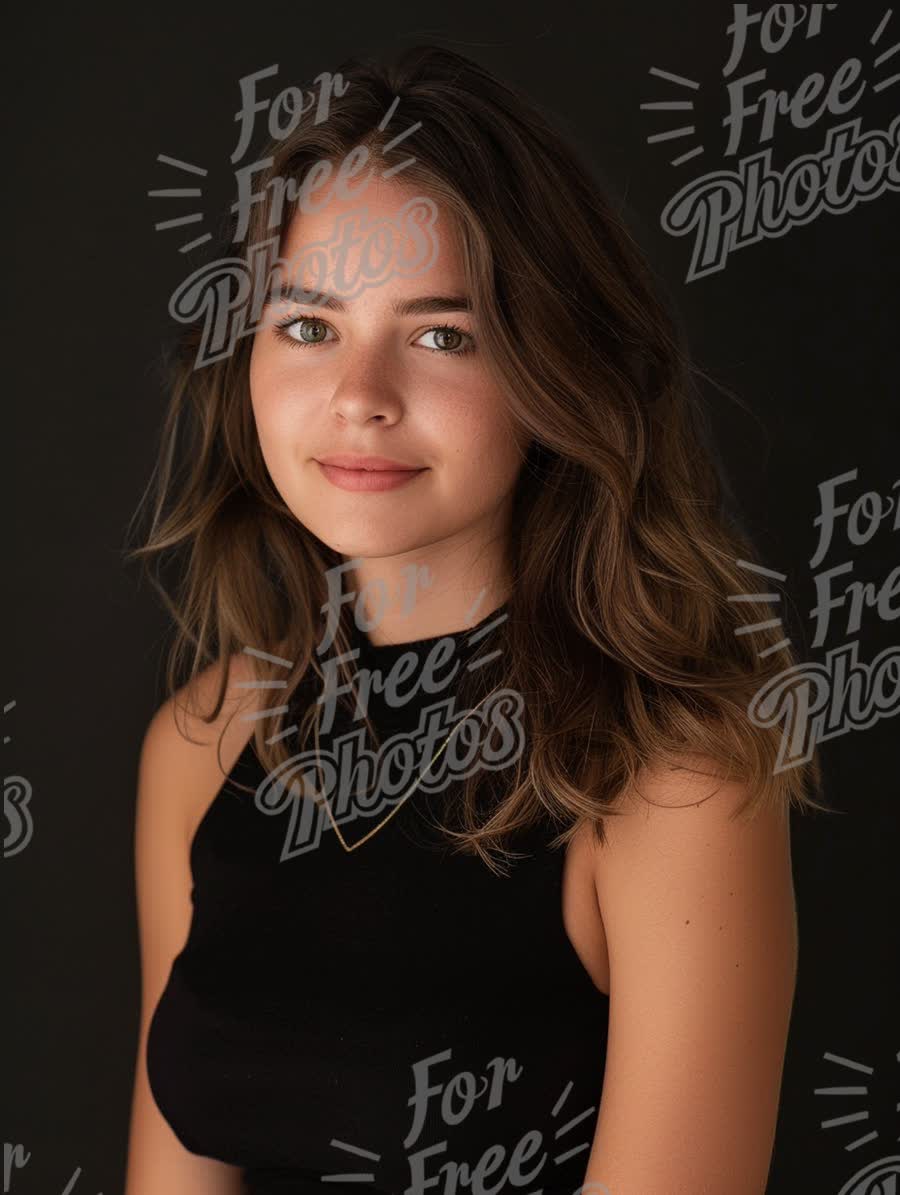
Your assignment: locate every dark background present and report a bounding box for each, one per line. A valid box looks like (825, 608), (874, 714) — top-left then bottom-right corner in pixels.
(4, 3), (897, 1193)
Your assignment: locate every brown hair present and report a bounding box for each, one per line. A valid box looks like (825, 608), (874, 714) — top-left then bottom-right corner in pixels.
(127, 44), (829, 874)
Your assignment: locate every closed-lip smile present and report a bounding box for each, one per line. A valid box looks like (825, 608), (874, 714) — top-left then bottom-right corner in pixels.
(315, 454), (425, 471)
(314, 454), (429, 493)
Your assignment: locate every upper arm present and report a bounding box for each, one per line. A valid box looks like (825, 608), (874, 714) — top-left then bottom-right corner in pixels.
(124, 662), (253, 1195)
(582, 762), (798, 1195)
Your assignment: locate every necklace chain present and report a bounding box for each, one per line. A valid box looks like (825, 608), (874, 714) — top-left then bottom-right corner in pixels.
(311, 688), (491, 853)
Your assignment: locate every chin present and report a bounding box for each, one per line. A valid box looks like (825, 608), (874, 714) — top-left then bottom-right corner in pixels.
(304, 521), (438, 561)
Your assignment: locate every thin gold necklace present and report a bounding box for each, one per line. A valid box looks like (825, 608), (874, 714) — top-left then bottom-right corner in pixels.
(311, 688), (492, 853)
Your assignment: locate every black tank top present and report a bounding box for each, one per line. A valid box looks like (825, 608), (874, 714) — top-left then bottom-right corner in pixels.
(146, 601), (610, 1194)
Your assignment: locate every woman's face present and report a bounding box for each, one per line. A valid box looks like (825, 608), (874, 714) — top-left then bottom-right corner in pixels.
(249, 174), (528, 563)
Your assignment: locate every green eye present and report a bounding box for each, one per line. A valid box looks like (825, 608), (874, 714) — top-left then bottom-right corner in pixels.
(416, 325), (476, 356)
(295, 318), (329, 344)
(272, 314), (476, 357)
(272, 315), (334, 350)
(433, 328), (462, 351)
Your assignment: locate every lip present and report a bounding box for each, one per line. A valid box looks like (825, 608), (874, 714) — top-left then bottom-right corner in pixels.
(314, 456), (429, 493)
(316, 454), (425, 471)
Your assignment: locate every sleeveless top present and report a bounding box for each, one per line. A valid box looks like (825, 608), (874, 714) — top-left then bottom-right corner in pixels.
(146, 601), (610, 1194)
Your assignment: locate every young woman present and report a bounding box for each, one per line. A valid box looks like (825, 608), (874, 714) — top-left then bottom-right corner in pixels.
(124, 44), (825, 1195)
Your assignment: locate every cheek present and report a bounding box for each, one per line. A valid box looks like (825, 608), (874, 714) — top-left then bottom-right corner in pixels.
(248, 343), (272, 434)
(248, 364), (302, 493)
(249, 351), (301, 448)
(438, 400), (524, 490)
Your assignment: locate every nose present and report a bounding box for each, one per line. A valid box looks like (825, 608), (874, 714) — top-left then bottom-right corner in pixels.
(328, 343), (405, 427)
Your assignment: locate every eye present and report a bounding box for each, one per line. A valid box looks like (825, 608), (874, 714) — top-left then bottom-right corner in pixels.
(270, 313), (476, 357)
(272, 314), (334, 350)
(415, 324), (475, 356)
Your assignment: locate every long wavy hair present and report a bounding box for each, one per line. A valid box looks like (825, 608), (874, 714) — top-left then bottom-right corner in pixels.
(127, 43), (829, 875)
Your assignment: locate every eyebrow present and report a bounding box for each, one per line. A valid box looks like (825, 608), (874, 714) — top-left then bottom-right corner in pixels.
(265, 285), (471, 318)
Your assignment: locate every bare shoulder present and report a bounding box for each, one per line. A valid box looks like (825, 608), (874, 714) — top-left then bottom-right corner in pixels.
(622, 749), (774, 810)
(138, 651), (264, 847)
(579, 754), (798, 1191)
(591, 751), (794, 921)
(143, 650), (263, 749)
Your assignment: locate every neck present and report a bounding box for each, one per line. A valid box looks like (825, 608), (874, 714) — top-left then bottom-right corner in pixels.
(334, 532), (513, 649)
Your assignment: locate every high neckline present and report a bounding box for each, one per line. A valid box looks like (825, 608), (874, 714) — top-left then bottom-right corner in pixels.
(350, 600), (509, 662)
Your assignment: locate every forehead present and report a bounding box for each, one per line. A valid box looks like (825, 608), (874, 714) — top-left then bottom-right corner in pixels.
(276, 171), (462, 298)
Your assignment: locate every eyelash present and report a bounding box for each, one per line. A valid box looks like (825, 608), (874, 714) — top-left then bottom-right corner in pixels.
(272, 313), (476, 357)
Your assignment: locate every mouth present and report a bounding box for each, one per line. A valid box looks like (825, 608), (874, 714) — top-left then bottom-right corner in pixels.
(314, 458), (429, 493)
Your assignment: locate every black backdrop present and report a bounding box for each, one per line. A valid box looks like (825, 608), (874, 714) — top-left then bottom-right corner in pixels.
(4, 3), (898, 1193)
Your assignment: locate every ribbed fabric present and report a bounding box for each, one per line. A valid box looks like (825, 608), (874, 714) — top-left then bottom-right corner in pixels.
(147, 602), (609, 1194)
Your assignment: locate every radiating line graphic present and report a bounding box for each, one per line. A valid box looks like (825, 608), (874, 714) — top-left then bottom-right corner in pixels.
(729, 560), (792, 657)
(642, 66), (704, 166)
(814, 1049), (895, 1152)
(872, 8), (900, 92)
